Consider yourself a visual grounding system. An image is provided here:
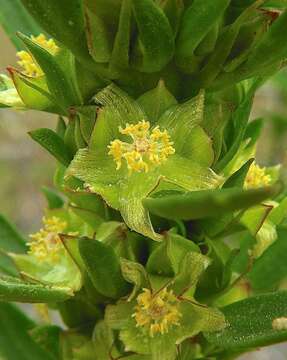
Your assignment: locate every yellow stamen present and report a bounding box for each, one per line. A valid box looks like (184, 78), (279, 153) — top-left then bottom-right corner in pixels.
(133, 288), (182, 337)
(244, 162), (271, 189)
(28, 216), (67, 263)
(108, 121), (175, 173)
(17, 34), (58, 77)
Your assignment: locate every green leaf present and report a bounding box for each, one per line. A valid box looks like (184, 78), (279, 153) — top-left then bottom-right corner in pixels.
(41, 186), (64, 209)
(29, 128), (73, 166)
(248, 228), (287, 291)
(0, 214), (26, 253)
(18, 33), (82, 107)
(0, 302), (55, 360)
(223, 159), (253, 188)
(20, 0), (90, 63)
(109, 0), (133, 71)
(0, 0), (43, 49)
(8, 68), (61, 113)
(0, 275), (71, 303)
(137, 80), (177, 123)
(244, 9), (287, 72)
(176, 0), (230, 72)
(147, 232), (200, 276)
(131, 0), (174, 72)
(144, 186), (278, 221)
(79, 237), (130, 299)
(205, 291), (287, 349)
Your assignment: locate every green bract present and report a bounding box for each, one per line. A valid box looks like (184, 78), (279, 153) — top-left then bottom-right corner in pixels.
(68, 84), (221, 239)
(0, 0), (287, 359)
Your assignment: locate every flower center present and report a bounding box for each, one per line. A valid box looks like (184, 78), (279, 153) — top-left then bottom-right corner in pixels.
(28, 216), (67, 263)
(244, 162), (271, 189)
(108, 120), (175, 173)
(17, 34), (58, 77)
(133, 288), (182, 337)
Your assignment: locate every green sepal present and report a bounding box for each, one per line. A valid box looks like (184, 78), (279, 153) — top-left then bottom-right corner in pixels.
(205, 291), (287, 349)
(76, 106), (97, 144)
(75, 117), (87, 149)
(144, 186), (278, 221)
(29, 128), (73, 166)
(79, 237), (131, 299)
(64, 119), (78, 157)
(137, 80), (177, 123)
(0, 275), (71, 303)
(18, 33), (82, 107)
(131, 0), (174, 73)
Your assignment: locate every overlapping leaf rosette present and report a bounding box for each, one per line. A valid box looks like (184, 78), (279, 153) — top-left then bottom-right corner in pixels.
(1, 0), (287, 359)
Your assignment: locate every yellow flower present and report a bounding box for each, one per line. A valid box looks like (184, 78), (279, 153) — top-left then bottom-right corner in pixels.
(244, 162), (271, 189)
(133, 288), (182, 337)
(28, 216), (67, 263)
(17, 34), (58, 77)
(108, 120), (175, 173)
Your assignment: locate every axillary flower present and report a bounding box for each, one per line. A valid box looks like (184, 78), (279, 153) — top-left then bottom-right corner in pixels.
(244, 162), (271, 189)
(133, 287), (181, 337)
(108, 120), (175, 173)
(17, 34), (58, 77)
(28, 216), (67, 263)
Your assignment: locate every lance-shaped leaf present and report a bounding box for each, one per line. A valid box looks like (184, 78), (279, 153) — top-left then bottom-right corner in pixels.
(8, 68), (63, 113)
(20, 0), (91, 63)
(131, 0), (174, 72)
(0, 0), (43, 49)
(29, 128), (73, 166)
(248, 228), (287, 291)
(0, 275), (71, 303)
(79, 237), (131, 299)
(147, 232), (200, 276)
(0, 302), (57, 360)
(176, 0), (230, 72)
(205, 291), (287, 349)
(67, 85), (220, 240)
(0, 214), (26, 253)
(144, 185), (278, 221)
(18, 33), (82, 107)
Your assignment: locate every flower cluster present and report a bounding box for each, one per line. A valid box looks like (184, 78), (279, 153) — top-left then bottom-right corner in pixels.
(133, 287), (182, 337)
(17, 34), (58, 77)
(28, 216), (67, 263)
(108, 120), (175, 173)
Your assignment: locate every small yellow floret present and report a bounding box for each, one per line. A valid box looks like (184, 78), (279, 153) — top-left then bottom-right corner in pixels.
(133, 288), (182, 337)
(28, 216), (67, 263)
(17, 34), (58, 77)
(108, 120), (175, 173)
(244, 162), (271, 189)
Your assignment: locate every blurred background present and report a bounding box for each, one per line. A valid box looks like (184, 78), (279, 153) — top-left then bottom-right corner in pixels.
(0, 25), (287, 359)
